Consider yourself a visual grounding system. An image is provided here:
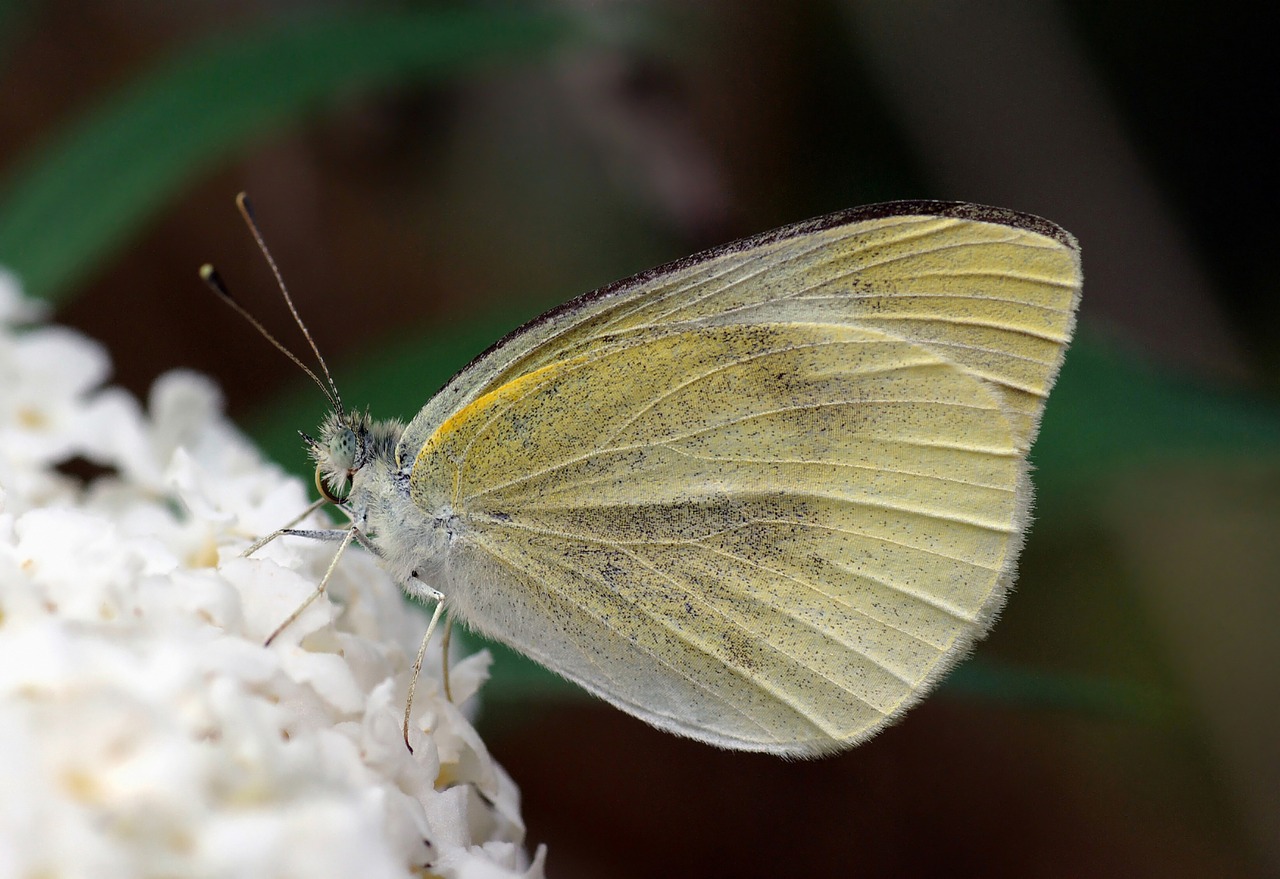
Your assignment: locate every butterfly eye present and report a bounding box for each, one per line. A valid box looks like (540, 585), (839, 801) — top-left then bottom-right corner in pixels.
(315, 464), (347, 504)
(328, 426), (359, 470)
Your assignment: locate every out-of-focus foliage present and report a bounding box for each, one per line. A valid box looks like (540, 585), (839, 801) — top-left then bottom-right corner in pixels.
(0, 7), (578, 300)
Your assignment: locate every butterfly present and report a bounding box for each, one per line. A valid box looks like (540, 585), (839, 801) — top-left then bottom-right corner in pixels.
(210, 199), (1081, 757)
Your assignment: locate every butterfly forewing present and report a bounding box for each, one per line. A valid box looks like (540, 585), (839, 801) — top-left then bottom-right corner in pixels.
(398, 202), (1079, 461)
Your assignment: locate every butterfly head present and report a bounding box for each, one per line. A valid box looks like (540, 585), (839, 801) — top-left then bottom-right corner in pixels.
(306, 409), (405, 505)
(305, 409), (370, 504)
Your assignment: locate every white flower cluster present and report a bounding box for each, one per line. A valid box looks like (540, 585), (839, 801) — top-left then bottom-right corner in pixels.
(0, 269), (544, 879)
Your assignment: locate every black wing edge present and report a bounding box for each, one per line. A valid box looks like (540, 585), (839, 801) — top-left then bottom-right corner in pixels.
(447, 200), (1078, 389)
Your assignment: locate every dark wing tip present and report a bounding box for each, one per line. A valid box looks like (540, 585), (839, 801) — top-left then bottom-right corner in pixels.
(764, 200), (1078, 253)
(588, 201), (1078, 307)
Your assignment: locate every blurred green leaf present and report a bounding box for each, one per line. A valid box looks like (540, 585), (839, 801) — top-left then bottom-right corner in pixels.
(0, 7), (581, 301)
(944, 660), (1176, 724)
(1035, 330), (1280, 512)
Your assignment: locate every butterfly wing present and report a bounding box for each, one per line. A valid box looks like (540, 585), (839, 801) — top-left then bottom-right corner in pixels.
(399, 201), (1079, 459)
(401, 202), (1081, 755)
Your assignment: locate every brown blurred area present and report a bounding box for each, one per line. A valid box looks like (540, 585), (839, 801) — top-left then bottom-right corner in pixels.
(3, 1), (1275, 876)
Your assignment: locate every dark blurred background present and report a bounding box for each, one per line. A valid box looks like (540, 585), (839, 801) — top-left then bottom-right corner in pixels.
(2, 1), (1276, 876)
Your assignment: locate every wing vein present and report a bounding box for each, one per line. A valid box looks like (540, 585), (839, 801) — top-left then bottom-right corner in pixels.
(462, 396), (1006, 504)
(513, 489), (1016, 534)
(477, 513), (1006, 570)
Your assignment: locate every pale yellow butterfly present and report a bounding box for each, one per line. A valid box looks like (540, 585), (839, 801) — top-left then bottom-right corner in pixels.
(213, 199), (1081, 758)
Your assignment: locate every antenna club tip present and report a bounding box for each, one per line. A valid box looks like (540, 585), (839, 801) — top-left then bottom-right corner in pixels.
(235, 192), (255, 218)
(199, 264), (232, 298)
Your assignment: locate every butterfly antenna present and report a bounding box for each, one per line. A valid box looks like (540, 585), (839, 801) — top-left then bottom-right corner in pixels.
(234, 192), (344, 414)
(199, 263), (339, 411)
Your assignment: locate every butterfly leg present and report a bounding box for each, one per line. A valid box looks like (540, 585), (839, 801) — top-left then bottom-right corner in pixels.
(244, 499), (380, 557)
(440, 616), (454, 703)
(264, 524), (359, 646)
(239, 497), (329, 557)
(403, 576), (447, 752)
(279, 528), (354, 542)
